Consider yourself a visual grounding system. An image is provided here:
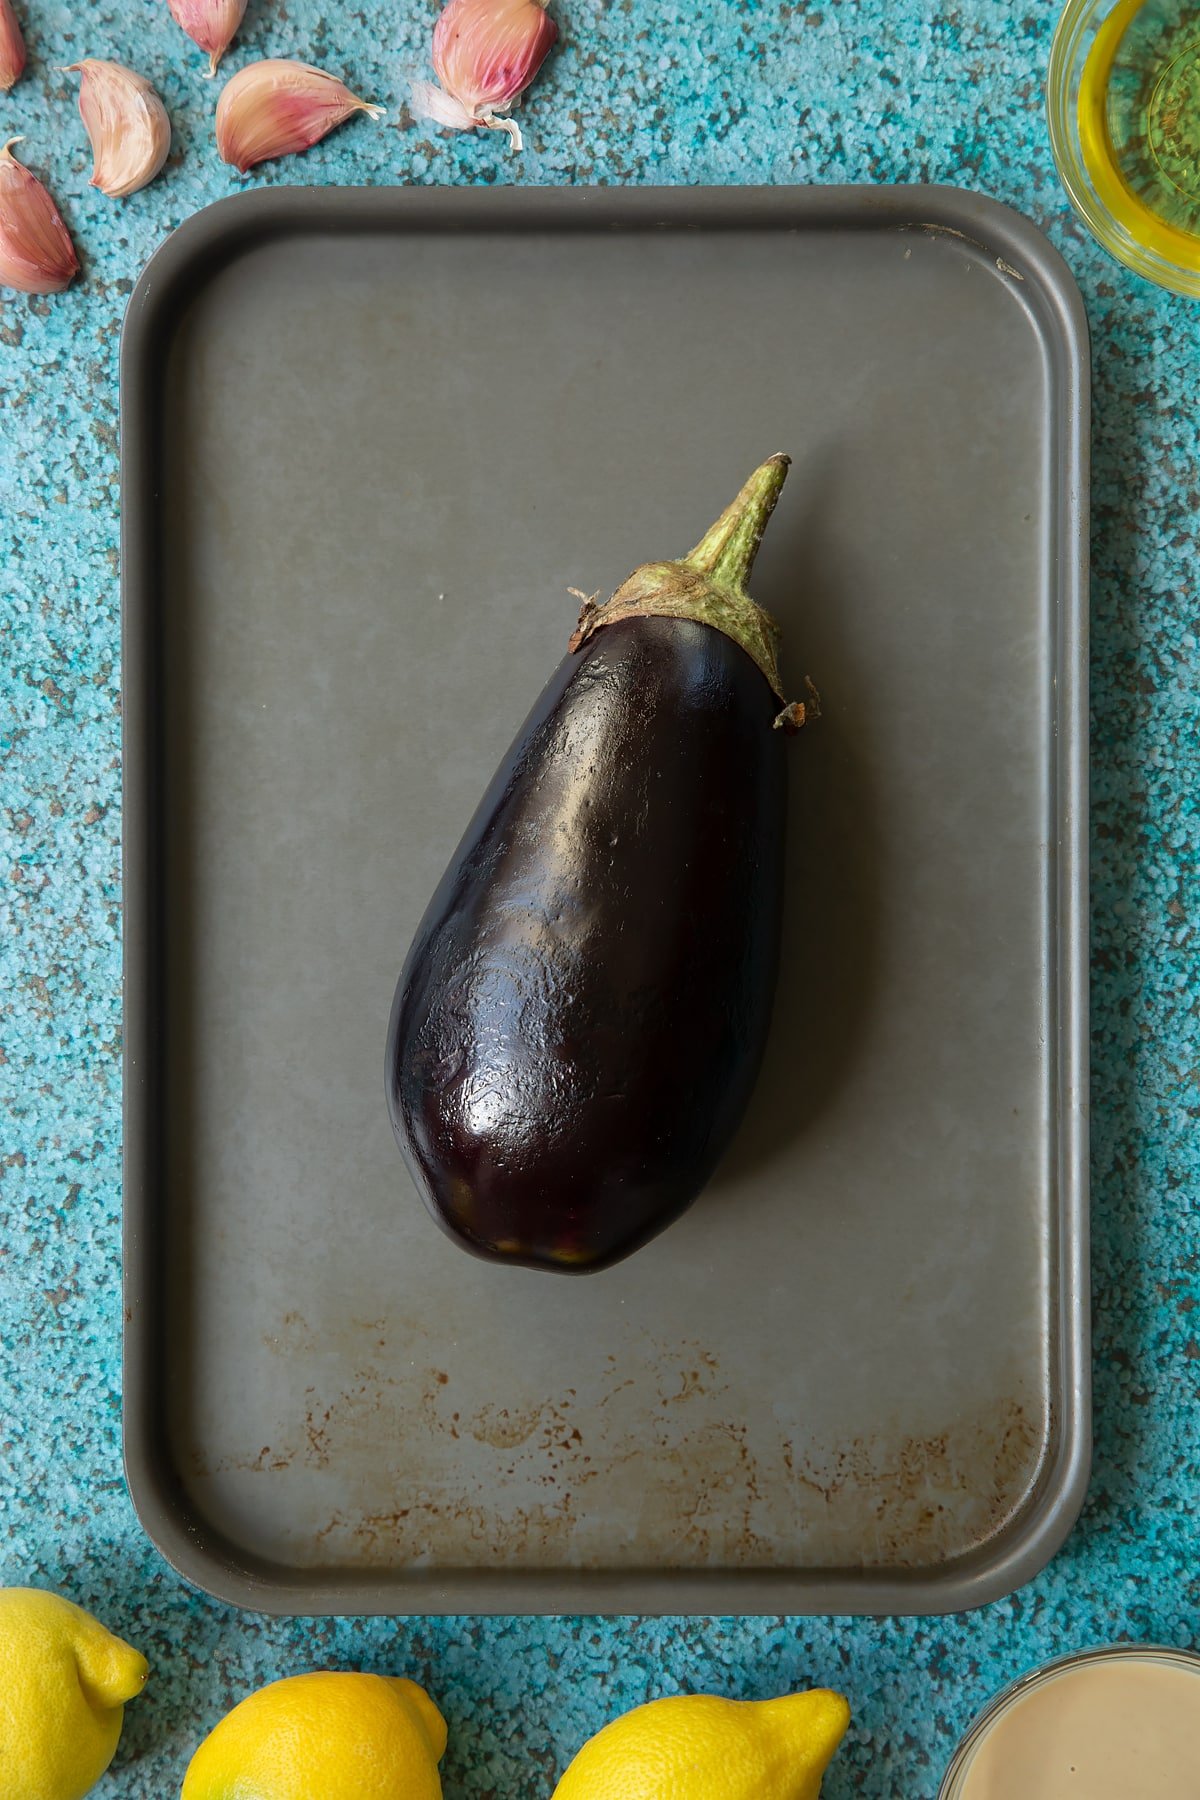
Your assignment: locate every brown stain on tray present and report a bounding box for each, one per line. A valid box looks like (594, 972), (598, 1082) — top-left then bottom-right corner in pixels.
(187, 1323), (1048, 1575)
(784, 1399), (1046, 1567)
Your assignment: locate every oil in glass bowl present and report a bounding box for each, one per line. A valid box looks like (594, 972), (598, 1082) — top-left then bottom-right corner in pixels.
(1050, 0), (1200, 291)
(1089, 0), (1200, 229)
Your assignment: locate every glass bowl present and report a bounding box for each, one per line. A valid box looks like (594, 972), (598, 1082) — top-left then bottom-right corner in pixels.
(1048, 0), (1200, 294)
(938, 1644), (1200, 1798)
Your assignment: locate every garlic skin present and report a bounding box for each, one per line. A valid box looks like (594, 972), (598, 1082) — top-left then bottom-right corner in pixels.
(215, 59), (383, 172)
(412, 0), (557, 152)
(166, 0), (246, 78)
(67, 61), (171, 199)
(0, 139), (78, 294)
(0, 0), (26, 92)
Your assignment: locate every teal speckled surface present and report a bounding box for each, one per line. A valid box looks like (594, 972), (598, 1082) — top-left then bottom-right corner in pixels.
(1, 0), (1198, 1792)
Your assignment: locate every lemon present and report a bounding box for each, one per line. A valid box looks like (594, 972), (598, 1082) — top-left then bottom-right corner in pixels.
(551, 1689), (851, 1800)
(181, 1671), (447, 1800)
(0, 1586), (148, 1800)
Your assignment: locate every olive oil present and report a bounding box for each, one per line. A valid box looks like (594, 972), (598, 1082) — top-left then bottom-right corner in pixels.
(1078, 0), (1200, 265)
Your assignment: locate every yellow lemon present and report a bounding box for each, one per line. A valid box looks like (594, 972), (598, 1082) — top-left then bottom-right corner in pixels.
(0, 1586), (148, 1800)
(181, 1671), (447, 1800)
(551, 1689), (851, 1800)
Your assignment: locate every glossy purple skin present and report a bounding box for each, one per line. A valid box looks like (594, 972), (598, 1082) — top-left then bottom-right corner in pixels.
(386, 614), (787, 1273)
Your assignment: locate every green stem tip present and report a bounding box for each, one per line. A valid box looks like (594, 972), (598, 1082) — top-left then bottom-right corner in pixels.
(683, 453), (791, 594)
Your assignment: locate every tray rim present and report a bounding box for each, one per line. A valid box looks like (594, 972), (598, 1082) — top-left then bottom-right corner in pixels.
(120, 181), (1091, 1618)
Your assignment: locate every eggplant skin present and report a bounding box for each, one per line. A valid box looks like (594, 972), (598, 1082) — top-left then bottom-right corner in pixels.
(386, 614), (786, 1274)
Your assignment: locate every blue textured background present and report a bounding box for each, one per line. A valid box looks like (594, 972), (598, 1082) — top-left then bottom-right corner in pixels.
(1, 0), (1197, 1792)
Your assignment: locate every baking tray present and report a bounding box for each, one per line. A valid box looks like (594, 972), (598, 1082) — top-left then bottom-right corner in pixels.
(121, 185), (1090, 1616)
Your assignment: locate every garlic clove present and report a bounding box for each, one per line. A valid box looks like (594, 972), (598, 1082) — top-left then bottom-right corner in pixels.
(166, 0), (246, 78)
(66, 60), (171, 198)
(0, 0), (26, 92)
(215, 58), (383, 173)
(413, 0), (557, 152)
(0, 139), (78, 294)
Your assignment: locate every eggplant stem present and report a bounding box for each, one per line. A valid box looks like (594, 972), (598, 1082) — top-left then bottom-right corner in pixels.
(683, 453), (791, 594)
(569, 452), (799, 712)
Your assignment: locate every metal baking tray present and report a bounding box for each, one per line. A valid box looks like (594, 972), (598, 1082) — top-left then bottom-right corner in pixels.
(121, 185), (1090, 1615)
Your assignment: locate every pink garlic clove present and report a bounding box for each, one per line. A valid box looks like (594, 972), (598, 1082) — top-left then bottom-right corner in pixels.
(412, 0), (557, 152)
(0, 139), (78, 294)
(66, 60), (172, 198)
(0, 0), (26, 92)
(166, 0), (247, 78)
(215, 58), (383, 173)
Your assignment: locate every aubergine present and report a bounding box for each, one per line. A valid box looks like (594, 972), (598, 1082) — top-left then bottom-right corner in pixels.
(386, 454), (807, 1274)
